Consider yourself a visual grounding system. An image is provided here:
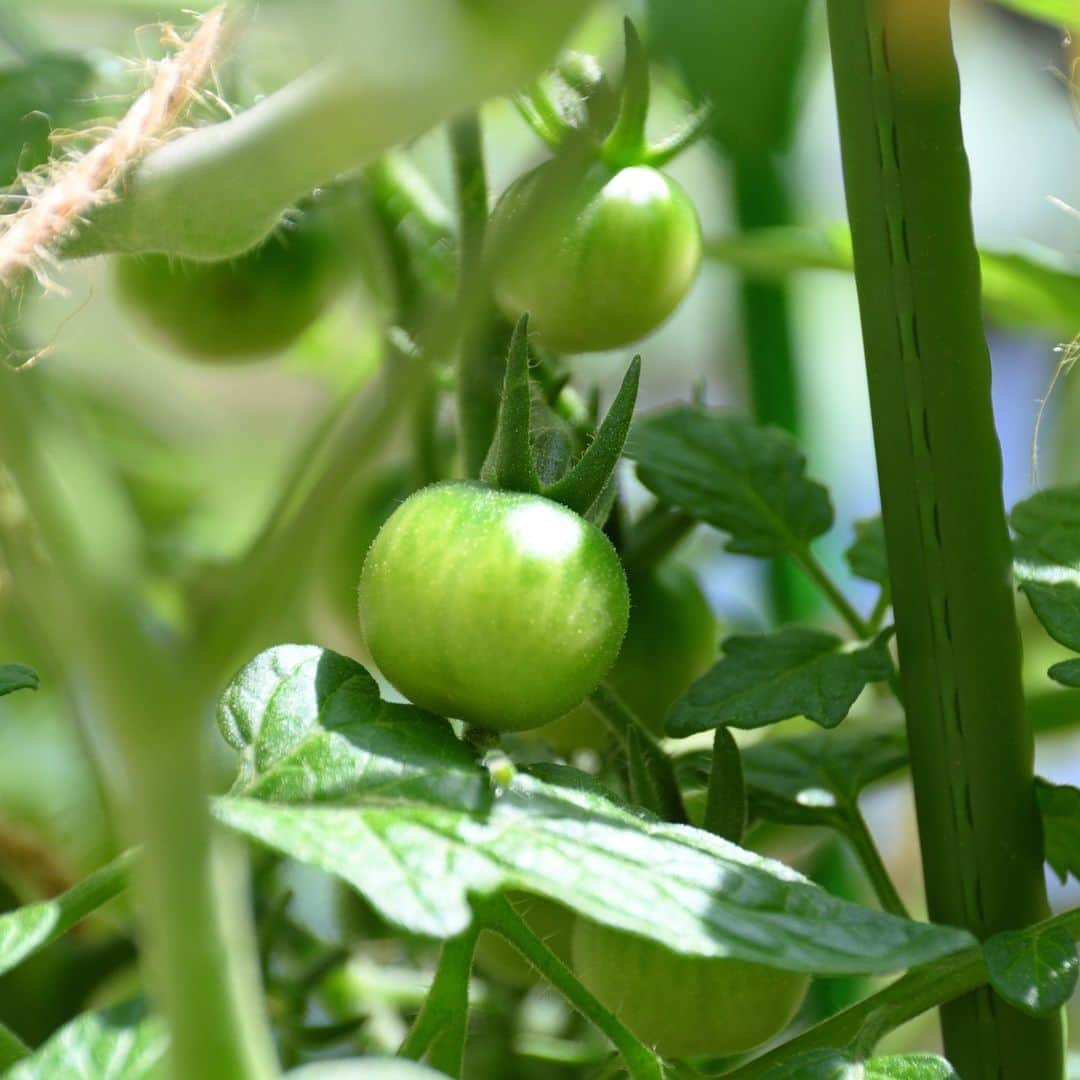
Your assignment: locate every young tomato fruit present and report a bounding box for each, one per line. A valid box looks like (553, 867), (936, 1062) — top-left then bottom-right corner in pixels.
(572, 919), (809, 1059)
(113, 210), (342, 361)
(488, 158), (702, 353)
(535, 562), (717, 753)
(358, 482), (629, 731)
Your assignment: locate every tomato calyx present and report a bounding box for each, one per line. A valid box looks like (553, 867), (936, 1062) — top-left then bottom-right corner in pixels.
(515, 18), (714, 172)
(480, 313), (640, 524)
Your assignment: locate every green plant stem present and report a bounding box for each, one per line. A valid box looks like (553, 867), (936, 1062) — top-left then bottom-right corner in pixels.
(867, 589), (890, 634)
(731, 149), (815, 624)
(0, 376), (277, 1080)
(398, 927), (479, 1077)
(588, 683), (687, 823)
(0, 1019), (29, 1069)
(449, 112), (503, 478)
(475, 895), (666, 1080)
(839, 807), (908, 920)
(826, 1), (1060, 1075)
(792, 547), (870, 639)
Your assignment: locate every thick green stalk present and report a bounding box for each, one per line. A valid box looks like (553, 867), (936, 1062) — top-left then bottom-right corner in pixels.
(0, 1020), (28, 1069)
(731, 150), (813, 622)
(825, 1), (1060, 1075)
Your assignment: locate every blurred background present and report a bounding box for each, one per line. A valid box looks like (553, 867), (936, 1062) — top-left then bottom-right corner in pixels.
(0, 0), (1077, 1070)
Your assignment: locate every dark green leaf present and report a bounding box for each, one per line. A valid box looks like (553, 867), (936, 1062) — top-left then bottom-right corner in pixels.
(703, 726), (747, 843)
(218, 645), (490, 813)
(667, 628), (895, 736)
(0, 665), (37, 697)
(215, 771), (972, 975)
(4, 999), (166, 1080)
(760, 1051), (957, 1079)
(624, 724), (683, 823)
(1036, 778), (1080, 884)
(628, 406), (833, 558)
(543, 356), (640, 518)
(1013, 486), (1080, 653)
(0, 54), (96, 187)
(1050, 660), (1080, 688)
(984, 923), (1079, 1017)
(846, 515), (889, 588)
(480, 314), (540, 494)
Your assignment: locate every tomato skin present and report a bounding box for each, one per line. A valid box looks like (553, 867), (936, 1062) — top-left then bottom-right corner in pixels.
(535, 562), (717, 753)
(358, 482), (629, 732)
(488, 158), (702, 353)
(572, 919), (809, 1059)
(114, 211), (342, 361)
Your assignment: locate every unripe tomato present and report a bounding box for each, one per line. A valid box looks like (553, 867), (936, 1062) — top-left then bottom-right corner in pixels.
(488, 158), (702, 353)
(113, 208), (342, 361)
(474, 892), (574, 989)
(358, 482), (629, 731)
(572, 919), (809, 1059)
(535, 562), (717, 753)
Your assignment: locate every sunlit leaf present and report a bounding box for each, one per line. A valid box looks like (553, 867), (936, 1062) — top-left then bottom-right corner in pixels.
(215, 770), (972, 976)
(0, 665), (37, 698)
(4, 1000), (166, 1080)
(218, 645), (490, 813)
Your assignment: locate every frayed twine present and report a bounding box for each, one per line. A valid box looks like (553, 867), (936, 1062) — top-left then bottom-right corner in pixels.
(0, 6), (230, 294)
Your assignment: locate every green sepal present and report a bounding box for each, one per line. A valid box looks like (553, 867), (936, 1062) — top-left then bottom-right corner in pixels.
(601, 19), (650, 167)
(542, 356), (640, 516)
(704, 726), (747, 843)
(480, 314), (542, 494)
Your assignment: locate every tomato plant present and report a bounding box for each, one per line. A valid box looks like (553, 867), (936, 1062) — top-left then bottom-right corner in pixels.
(0, 4), (1077, 1080)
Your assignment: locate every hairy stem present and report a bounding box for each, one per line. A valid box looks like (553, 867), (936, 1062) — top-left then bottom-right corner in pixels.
(840, 806), (909, 920)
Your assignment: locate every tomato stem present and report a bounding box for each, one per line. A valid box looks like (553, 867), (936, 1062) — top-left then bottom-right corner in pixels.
(791, 547), (870, 639)
(839, 805), (909, 920)
(398, 926), (479, 1077)
(475, 894), (667, 1080)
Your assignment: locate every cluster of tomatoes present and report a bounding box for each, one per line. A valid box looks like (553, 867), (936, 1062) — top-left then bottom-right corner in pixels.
(112, 33), (807, 1062)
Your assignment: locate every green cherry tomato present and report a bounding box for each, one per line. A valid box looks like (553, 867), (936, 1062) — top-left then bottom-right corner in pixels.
(488, 158), (702, 353)
(114, 207), (342, 361)
(572, 919), (809, 1059)
(474, 892), (574, 989)
(535, 562), (717, 753)
(358, 482), (629, 731)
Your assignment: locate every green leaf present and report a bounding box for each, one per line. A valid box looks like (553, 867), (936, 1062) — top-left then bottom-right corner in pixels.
(285, 1060), (450, 1079)
(480, 314), (541, 494)
(846, 515), (889, 588)
(0, 665), (37, 698)
(543, 356), (640, 519)
(1036, 778), (1080, 883)
(703, 726), (747, 843)
(1050, 660), (1080, 688)
(1012, 485), (1080, 652)
(215, 771), (972, 975)
(667, 628), (895, 736)
(3, 1000), (166, 1080)
(0, 851), (132, 978)
(628, 406), (833, 558)
(990, 0), (1080, 27)
(218, 645), (490, 813)
(0, 54), (96, 187)
(984, 923), (1079, 1017)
